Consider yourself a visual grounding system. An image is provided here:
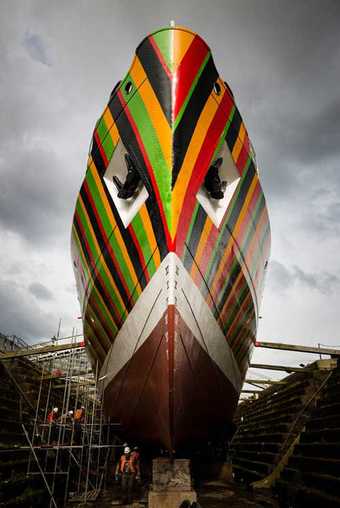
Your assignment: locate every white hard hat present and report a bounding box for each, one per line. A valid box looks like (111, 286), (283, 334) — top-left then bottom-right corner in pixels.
(53, 407), (59, 412)
(124, 446), (131, 454)
(69, 410), (73, 415)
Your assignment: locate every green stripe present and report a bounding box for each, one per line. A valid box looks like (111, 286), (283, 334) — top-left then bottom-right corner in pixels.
(130, 213), (156, 277)
(152, 31), (173, 72)
(127, 88), (172, 230)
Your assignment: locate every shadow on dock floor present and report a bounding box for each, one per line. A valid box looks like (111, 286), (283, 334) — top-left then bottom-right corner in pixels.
(68, 481), (278, 508)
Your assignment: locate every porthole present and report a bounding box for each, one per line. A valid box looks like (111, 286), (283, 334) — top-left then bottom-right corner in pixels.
(125, 81), (133, 94)
(214, 81), (221, 96)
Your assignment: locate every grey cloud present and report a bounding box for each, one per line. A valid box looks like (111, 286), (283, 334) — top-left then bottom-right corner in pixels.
(267, 260), (294, 293)
(0, 279), (56, 340)
(23, 31), (51, 66)
(0, 145), (77, 245)
(0, 0), (339, 348)
(293, 266), (340, 295)
(268, 260), (340, 295)
(29, 282), (53, 300)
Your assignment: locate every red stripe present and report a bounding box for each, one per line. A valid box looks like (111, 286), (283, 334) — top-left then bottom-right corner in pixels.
(128, 223), (150, 285)
(74, 211), (121, 324)
(211, 250), (234, 304)
(90, 296), (118, 340)
(149, 36), (172, 79)
(176, 92), (233, 255)
(194, 222), (219, 288)
(94, 130), (109, 167)
(174, 36), (209, 118)
(117, 91), (172, 249)
(83, 181), (132, 300)
(235, 142), (250, 175)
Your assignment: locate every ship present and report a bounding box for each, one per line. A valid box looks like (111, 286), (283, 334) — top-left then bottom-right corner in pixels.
(71, 25), (271, 451)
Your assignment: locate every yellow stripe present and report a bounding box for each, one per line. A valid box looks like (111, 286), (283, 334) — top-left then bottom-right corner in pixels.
(78, 195), (128, 313)
(210, 176), (258, 298)
(86, 302), (112, 350)
(173, 30), (195, 70)
(219, 270), (244, 324)
(87, 282), (117, 332)
(231, 122), (246, 161)
(131, 57), (171, 167)
(101, 107), (120, 157)
(128, 54), (146, 88)
(88, 162), (141, 294)
(139, 205), (161, 268)
(172, 95), (219, 237)
(190, 217), (214, 283)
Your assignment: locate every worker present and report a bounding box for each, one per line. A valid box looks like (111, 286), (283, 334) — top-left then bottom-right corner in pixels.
(47, 407), (59, 423)
(115, 445), (141, 505)
(73, 406), (85, 444)
(74, 405), (85, 423)
(47, 407), (59, 444)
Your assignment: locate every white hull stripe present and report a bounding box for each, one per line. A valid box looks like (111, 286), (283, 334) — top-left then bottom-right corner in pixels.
(99, 253), (242, 393)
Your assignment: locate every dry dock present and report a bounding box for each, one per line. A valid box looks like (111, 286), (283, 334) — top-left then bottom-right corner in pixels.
(1, 334), (340, 507)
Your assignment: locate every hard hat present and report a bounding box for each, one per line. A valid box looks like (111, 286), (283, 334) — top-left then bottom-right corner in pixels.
(124, 446), (131, 454)
(133, 446), (139, 451)
(69, 410), (73, 415)
(53, 407), (59, 412)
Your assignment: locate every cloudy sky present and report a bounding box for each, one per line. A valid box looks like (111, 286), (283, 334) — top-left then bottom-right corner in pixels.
(1, 0), (339, 378)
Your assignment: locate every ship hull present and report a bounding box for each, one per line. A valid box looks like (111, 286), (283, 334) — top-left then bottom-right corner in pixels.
(71, 26), (271, 450)
(100, 253), (241, 450)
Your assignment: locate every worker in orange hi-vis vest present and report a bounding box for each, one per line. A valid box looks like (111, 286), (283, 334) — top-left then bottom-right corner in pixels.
(115, 446), (140, 505)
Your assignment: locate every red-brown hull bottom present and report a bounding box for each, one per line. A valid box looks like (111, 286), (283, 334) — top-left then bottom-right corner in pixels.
(103, 306), (238, 451)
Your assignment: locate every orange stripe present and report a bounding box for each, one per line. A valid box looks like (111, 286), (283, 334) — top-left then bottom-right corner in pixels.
(172, 93), (222, 237)
(139, 205), (161, 268)
(133, 56), (172, 167)
(78, 195), (127, 313)
(89, 162), (141, 294)
(190, 217), (214, 284)
(210, 175), (258, 299)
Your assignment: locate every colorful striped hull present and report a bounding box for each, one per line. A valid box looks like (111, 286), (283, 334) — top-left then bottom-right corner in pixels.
(71, 26), (271, 450)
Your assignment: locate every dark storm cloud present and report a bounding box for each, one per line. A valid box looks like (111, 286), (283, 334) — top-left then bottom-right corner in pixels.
(0, 0), (339, 347)
(268, 260), (340, 295)
(0, 145), (76, 244)
(0, 279), (56, 341)
(29, 282), (53, 300)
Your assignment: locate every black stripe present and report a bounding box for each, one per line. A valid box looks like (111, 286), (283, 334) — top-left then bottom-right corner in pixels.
(216, 258), (242, 314)
(137, 38), (171, 124)
(100, 176), (149, 290)
(108, 89), (125, 121)
(80, 186), (132, 310)
(115, 106), (168, 261)
(74, 215), (120, 324)
(91, 136), (106, 177)
(172, 56), (218, 188)
(226, 161), (255, 233)
(225, 107), (242, 153)
(183, 206), (207, 271)
(205, 226), (232, 292)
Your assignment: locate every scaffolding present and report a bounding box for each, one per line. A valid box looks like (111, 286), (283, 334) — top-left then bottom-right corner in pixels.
(3, 332), (123, 507)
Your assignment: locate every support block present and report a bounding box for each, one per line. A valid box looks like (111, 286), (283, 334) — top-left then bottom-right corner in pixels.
(148, 490), (197, 508)
(148, 458), (197, 507)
